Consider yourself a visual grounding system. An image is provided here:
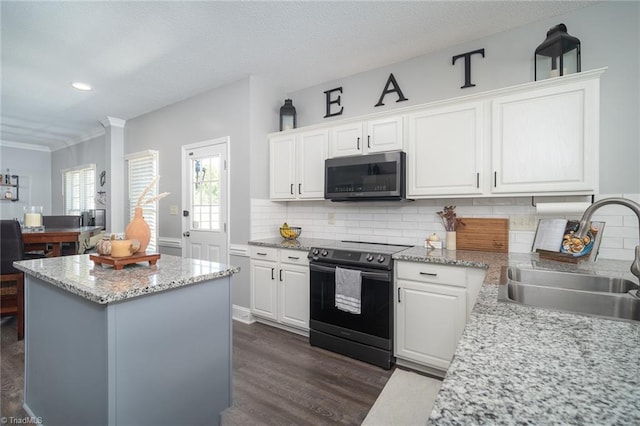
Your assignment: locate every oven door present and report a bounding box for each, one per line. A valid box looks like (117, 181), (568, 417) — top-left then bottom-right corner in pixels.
(309, 262), (393, 350)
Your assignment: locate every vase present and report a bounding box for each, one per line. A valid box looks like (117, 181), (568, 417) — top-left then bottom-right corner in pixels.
(446, 231), (457, 250)
(125, 207), (150, 253)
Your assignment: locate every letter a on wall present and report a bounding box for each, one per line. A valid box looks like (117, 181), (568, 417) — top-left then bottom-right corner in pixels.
(375, 73), (408, 107)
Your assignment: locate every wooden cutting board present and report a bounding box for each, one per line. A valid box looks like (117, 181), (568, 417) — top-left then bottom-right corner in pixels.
(455, 218), (509, 253)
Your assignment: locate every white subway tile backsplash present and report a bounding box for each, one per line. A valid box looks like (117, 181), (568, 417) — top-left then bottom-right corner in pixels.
(251, 194), (640, 261)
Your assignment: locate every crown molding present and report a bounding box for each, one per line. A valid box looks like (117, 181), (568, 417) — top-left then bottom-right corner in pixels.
(50, 126), (106, 151)
(0, 140), (51, 152)
(100, 116), (127, 128)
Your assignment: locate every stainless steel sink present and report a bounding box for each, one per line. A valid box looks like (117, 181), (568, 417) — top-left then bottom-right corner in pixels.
(506, 267), (639, 293)
(499, 267), (640, 322)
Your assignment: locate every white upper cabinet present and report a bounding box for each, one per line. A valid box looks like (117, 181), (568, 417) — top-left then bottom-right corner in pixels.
(407, 101), (484, 197)
(491, 76), (600, 195)
(366, 115), (404, 153)
(269, 134), (296, 200)
(297, 130), (329, 199)
(329, 115), (404, 157)
(269, 129), (328, 200)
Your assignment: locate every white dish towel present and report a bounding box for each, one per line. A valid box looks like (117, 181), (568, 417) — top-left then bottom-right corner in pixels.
(335, 266), (362, 314)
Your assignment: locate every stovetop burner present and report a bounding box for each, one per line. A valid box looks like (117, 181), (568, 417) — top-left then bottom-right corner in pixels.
(307, 240), (411, 270)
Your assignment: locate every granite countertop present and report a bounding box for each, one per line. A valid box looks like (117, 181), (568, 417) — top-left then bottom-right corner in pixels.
(394, 247), (639, 425)
(248, 237), (337, 251)
(14, 254), (240, 304)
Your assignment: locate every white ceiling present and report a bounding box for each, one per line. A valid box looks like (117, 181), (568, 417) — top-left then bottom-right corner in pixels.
(1, 1), (595, 151)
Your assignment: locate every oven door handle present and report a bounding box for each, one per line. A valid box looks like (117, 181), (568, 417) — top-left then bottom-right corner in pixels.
(309, 263), (391, 281)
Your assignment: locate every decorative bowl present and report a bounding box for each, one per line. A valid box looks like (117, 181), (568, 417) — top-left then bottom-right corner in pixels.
(279, 226), (301, 240)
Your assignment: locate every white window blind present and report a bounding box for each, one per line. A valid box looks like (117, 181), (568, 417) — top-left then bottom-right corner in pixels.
(126, 151), (159, 252)
(63, 164), (96, 215)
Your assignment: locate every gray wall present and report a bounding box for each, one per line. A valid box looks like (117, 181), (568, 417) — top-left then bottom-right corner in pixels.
(50, 134), (108, 215)
(249, 75), (286, 199)
(0, 145), (52, 219)
(125, 78), (252, 245)
(288, 2), (640, 194)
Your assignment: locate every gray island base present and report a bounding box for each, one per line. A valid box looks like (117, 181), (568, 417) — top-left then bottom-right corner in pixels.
(14, 254), (239, 426)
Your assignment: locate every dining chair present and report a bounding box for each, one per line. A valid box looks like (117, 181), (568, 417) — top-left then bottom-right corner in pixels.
(1, 219), (44, 340)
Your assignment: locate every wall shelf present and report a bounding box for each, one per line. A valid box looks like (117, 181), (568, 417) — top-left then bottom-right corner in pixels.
(1, 175), (20, 201)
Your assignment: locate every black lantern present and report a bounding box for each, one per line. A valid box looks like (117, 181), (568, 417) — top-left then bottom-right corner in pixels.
(279, 99), (296, 131)
(535, 23), (581, 81)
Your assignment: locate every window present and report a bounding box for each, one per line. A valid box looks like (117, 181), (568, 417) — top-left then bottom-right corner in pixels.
(63, 164), (96, 215)
(126, 150), (159, 252)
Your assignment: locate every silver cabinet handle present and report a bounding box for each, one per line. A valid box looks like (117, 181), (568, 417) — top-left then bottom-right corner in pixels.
(419, 272), (438, 276)
(271, 268), (275, 280)
(256, 252), (268, 256)
(398, 287), (401, 303)
(357, 137), (360, 150)
(298, 183), (302, 194)
(288, 256), (300, 260)
(367, 135), (371, 148)
(290, 184), (294, 195)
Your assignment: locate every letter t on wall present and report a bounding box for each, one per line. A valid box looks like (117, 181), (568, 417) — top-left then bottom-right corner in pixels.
(452, 48), (485, 89)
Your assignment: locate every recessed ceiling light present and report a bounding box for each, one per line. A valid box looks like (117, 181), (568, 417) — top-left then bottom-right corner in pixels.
(71, 82), (92, 91)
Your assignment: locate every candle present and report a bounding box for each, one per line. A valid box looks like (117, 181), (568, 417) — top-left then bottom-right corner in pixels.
(24, 213), (42, 227)
(24, 206), (43, 228)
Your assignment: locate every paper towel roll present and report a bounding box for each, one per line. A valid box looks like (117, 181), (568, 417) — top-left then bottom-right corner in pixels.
(535, 202), (591, 215)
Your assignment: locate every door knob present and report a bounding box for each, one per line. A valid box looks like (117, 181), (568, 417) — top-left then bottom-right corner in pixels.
(183, 231), (190, 237)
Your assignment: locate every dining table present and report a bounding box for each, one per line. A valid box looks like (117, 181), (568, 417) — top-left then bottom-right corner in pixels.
(22, 226), (104, 257)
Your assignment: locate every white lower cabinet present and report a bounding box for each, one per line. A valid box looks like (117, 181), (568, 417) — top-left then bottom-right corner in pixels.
(278, 250), (310, 329)
(395, 261), (485, 373)
(250, 247), (309, 332)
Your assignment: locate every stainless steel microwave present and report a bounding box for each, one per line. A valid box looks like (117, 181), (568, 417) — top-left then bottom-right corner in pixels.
(324, 151), (407, 201)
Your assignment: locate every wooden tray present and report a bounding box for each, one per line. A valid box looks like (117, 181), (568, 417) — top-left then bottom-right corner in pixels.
(456, 218), (509, 253)
(90, 252), (161, 270)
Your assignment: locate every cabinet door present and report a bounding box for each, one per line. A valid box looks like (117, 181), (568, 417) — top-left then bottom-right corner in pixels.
(366, 115), (404, 153)
(250, 259), (278, 320)
(395, 279), (466, 370)
(279, 263), (309, 330)
(269, 135), (296, 200)
(407, 102), (484, 197)
(491, 78), (599, 194)
(329, 122), (364, 157)
(297, 129), (328, 199)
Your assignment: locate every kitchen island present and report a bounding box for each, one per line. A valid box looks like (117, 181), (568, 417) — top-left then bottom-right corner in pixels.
(13, 254), (239, 426)
(393, 247), (640, 425)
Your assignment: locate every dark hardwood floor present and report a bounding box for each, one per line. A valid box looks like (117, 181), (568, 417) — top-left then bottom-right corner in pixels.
(1, 317), (393, 425)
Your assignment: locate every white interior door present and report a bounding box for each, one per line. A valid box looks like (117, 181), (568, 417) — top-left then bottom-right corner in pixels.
(182, 139), (228, 263)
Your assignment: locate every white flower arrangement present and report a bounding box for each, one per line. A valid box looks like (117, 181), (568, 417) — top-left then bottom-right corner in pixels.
(136, 175), (170, 208)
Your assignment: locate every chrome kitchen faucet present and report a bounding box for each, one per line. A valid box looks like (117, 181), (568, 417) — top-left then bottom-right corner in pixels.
(575, 197), (640, 288)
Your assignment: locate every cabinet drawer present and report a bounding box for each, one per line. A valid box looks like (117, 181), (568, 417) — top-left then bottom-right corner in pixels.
(279, 249), (309, 266)
(396, 261), (467, 287)
(250, 246), (278, 262)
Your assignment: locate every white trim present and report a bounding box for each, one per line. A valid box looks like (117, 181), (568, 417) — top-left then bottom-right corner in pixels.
(229, 244), (250, 257)
(125, 149), (159, 161)
(62, 162), (97, 174)
(232, 305), (255, 324)
(0, 140), (52, 152)
(100, 116), (126, 128)
(158, 237), (182, 249)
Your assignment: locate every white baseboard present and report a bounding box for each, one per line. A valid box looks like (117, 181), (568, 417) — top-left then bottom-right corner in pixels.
(232, 305), (255, 324)
(158, 237), (182, 249)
